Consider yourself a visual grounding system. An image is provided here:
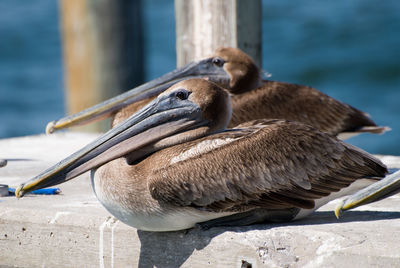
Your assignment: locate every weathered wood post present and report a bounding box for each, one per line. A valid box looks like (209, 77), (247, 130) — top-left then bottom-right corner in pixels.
(59, 0), (144, 132)
(175, 0), (262, 68)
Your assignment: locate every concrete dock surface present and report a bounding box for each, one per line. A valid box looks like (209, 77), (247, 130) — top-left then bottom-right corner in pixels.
(1, 133), (399, 267)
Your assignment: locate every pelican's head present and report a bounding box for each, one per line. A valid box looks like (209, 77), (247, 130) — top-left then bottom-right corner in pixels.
(47, 47), (259, 133)
(16, 79), (231, 197)
(212, 47), (261, 94)
(162, 78), (232, 132)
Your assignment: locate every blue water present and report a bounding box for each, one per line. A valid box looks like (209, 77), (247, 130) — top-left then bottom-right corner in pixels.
(1, 0), (399, 155)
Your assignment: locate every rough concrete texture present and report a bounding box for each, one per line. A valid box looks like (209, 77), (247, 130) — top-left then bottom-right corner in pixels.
(0, 133), (400, 268)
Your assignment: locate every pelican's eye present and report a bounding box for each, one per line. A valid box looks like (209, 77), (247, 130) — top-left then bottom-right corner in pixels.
(212, 57), (225, 67)
(175, 90), (189, 100)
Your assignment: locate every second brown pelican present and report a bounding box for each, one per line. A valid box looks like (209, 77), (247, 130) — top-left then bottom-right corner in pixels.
(16, 79), (399, 231)
(46, 48), (388, 139)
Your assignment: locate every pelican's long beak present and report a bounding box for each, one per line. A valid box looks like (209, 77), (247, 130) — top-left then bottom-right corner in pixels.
(335, 170), (400, 218)
(17, 92), (206, 198)
(46, 59), (230, 134)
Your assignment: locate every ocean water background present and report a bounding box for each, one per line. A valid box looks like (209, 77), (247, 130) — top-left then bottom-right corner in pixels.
(0, 0), (399, 155)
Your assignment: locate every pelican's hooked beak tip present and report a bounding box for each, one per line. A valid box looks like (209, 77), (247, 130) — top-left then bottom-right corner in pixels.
(15, 185), (24, 198)
(334, 199), (345, 219)
(46, 121), (57, 135)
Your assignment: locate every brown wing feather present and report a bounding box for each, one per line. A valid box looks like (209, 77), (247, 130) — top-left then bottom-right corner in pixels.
(229, 80), (383, 136)
(148, 120), (387, 212)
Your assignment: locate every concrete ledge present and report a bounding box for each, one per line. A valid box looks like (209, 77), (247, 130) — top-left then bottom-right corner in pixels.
(1, 133), (400, 267)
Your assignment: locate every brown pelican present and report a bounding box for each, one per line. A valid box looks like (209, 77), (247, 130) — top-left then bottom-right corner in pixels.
(16, 79), (399, 231)
(46, 48), (388, 139)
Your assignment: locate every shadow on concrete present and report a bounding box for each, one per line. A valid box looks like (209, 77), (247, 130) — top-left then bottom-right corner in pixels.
(135, 210), (400, 267)
(137, 229), (212, 267)
(2, 158), (37, 162)
(294, 210), (400, 225)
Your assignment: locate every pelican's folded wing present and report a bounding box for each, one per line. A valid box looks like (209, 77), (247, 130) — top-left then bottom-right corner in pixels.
(149, 119), (387, 212)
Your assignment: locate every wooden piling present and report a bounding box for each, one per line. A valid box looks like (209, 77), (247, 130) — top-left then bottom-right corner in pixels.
(59, 0), (144, 132)
(175, 0), (262, 67)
